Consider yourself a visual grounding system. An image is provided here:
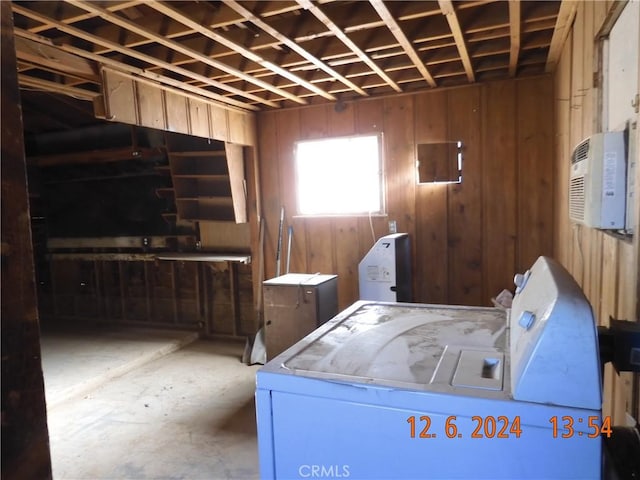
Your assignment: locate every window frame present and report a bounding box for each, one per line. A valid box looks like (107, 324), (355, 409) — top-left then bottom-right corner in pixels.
(293, 132), (386, 217)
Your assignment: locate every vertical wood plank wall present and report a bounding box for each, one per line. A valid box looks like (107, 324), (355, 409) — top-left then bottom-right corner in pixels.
(553, 0), (639, 423)
(257, 76), (554, 312)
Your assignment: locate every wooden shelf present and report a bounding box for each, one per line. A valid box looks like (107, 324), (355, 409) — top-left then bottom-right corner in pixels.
(155, 187), (175, 198)
(163, 132), (247, 223)
(169, 151), (226, 158)
(172, 174), (230, 180)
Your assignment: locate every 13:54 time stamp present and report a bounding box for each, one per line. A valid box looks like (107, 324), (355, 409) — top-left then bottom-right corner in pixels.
(407, 415), (612, 439)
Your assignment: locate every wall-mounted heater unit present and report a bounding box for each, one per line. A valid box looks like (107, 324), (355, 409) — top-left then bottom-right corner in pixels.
(569, 131), (626, 229)
(358, 233), (411, 302)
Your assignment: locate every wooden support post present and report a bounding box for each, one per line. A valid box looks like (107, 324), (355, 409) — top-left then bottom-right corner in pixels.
(194, 262), (202, 330)
(170, 262), (179, 323)
(143, 262), (152, 323)
(93, 260), (103, 320)
(203, 264), (213, 335)
(1, 2), (52, 476)
(50, 260), (59, 317)
(118, 261), (127, 321)
(229, 261), (240, 336)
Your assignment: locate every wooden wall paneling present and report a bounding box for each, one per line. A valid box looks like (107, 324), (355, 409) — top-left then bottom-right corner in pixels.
(554, 33), (573, 268)
(300, 105), (329, 139)
(210, 104), (229, 141)
(326, 102), (356, 136)
(588, 231), (603, 319)
(355, 99), (387, 269)
(199, 221), (251, 250)
(102, 68), (138, 125)
(594, 0), (608, 34)
(165, 90), (189, 134)
(332, 217), (360, 309)
(278, 109), (307, 274)
(326, 102), (359, 308)
(188, 98), (210, 139)
(210, 263), (233, 334)
(257, 111), (281, 280)
(305, 218), (337, 275)
(414, 90), (449, 304)
(225, 142), (248, 223)
(228, 109), (246, 145)
(382, 96), (416, 237)
(447, 87), (483, 306)
(569, 7), (586, 280)
(382, 95), (416, 298)
(481, 80), (517, 303)
(136, 81), (166, 131)
(516, 77), (554, 273)
(582, 1), (595, 136)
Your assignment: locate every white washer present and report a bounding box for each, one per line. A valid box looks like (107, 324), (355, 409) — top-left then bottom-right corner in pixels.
(256, 257), (603, 479)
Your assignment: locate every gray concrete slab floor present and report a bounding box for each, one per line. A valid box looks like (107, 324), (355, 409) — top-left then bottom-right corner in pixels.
(45, 338), (260, 480)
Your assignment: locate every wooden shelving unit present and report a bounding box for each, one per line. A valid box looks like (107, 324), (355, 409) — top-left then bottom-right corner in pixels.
(164, 133), (247, 223)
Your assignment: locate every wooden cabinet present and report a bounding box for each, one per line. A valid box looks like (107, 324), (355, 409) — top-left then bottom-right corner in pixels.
(164, 133), (247, 223)
(263, 274), (338, 360)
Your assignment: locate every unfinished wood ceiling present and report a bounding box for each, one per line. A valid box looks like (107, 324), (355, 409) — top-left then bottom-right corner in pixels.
(12, 0), (573, 118)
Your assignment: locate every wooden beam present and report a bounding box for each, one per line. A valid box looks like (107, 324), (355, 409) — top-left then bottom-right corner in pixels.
(67, 0), (307, 105)
(28, 0), (143, 34)
(14, 35), (98, 81)
(146, 0), (334, 101)
(369, 0), (437, 88)
(545, 0), (579, 73)
(508, 0), (521, 77)
(224, 0), (367, 97)
(18, 74), (98, 100)
(29, 146), (165, 167)
(12, 6), (267, 110)
(15, 29), (261, 112)
(1, 0), (52, 475)
(439, 0), (475, 82)
(297, 0), (402, 93)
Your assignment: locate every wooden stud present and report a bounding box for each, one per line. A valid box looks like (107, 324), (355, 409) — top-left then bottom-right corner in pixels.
(297, 0), (402, 93)
(370, 0), (437, 88)
(545, 0), (579, 73)
(439, 0), (475, 83)
(508, 0), (520, 77)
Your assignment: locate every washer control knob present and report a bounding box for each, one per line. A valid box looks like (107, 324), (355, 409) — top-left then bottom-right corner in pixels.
(518, 310), (536, 330)
(514, 270), (531, 294)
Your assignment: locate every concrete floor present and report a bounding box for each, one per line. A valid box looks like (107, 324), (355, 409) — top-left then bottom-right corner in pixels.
(41, 327), (261, 479)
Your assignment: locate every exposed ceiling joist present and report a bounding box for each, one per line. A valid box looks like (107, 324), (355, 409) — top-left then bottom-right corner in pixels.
(508, 0), (521, 77)
(439, 0), (475, 83)
(12, 4), (267, 110)
(297, 0), (403, 93)
(18, 74), (98, 100)
(12, 0), (568, 132)
(27, 0), (143, 34)
(145, 0), (334, 101)
(14, 28), (261, 112)
(67, 0), (305, 105)
(14, 35), (98, 81)
(545, 0), (579, 72)
(224, 0), (368, 97)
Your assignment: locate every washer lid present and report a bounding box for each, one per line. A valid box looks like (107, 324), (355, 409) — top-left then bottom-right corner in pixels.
(278, 302), (507, 390)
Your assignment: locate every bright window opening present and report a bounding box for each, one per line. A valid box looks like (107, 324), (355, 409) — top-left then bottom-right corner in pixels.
(295, 134), (384, 215)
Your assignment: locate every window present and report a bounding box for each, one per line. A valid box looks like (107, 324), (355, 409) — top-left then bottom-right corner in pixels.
(295, 134), (384, 215)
